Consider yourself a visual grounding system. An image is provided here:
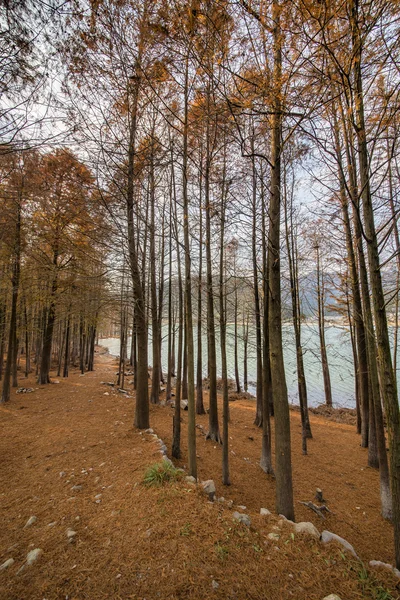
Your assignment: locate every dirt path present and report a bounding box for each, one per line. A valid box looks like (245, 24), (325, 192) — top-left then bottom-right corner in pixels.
(0, 354), (398, 600)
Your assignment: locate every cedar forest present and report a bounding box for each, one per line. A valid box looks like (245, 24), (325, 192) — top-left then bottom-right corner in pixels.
(1, 0), (400, 598)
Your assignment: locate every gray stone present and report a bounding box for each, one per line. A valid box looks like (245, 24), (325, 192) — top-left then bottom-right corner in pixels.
(0, 558), (14, 571)
(321, 531), (358, 558)
(59, 471), (66, 478)
(144, 428), (154, 434)
(212, 580), (219, 590)
(71, 485), (83, 492)
(162, 455), (173, 465)
(217, 497), (225, 503)
(293, 522), (320, 539)
(180, 399), (188, 410)
(322, 596), (342, 600)
(67, 529), (77, 539)
(232, 511), (251, 527)
(26, 548), (43, 565)
(267, 532), (280, 541)
(237, 505), (247, 510)
(47, 521), (57, 527)
(185, 476), (197, 484)
(260, 508), (271, 516)
(201, 479), (216, 501)
(369, 560), (400, 579)
(24, 515), (37, 528)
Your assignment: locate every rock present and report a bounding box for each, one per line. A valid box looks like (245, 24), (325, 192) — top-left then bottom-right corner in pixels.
(369, 560), (400, 579)
(237, 505), (247, 510)
(294, 522), (320, 539)
(185, 476), (197, 484)
(212, 580), (219, 590)
(24, 515), (37, 528)
(0, 558), (14, 571)
(71, 485), (83, 492)
(48, 521), (57, 527)
(26, 548), (43, 565)
(180, 399), (188, 410)
(162, 455), (173, 465)
(321, 531), (358, 558)
(67, 529), (77, 539)
(267, 532), (280, 541)
(232, 511), (251, 527)
(217, 497), (225, 503)
(260, 508), (271, 516)
(322, 596), (342, 600)
(59, 471), (66, 478)
(201, 480), (216, 501)
(94, 494), (102, 500)
(226, 500), (234, 508)
(144, 428), (154, 434)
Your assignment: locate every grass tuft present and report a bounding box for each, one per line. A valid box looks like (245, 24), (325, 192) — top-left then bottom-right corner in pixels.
(143, 462), (182, 486)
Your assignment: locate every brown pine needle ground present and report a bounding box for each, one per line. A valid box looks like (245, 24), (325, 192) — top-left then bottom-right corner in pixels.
(0, 352), (399, 600)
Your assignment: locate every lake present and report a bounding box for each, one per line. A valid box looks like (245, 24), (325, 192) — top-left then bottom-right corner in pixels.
(100, 323), (399, 409)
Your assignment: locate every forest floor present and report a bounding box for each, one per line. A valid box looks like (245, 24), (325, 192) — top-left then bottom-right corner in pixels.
(0, 351), (399, 600)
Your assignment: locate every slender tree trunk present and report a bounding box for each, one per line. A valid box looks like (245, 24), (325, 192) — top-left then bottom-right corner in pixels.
(24, 301), (30, 377)
(126, 59), (149, 430)
(233, 266), (241, 394)
(150, 136), (160, 405)
(196, 169), (205, 414)
(172, 167), (183, 460)
(284, 167), (311, 449)
(252, 148), (263, 426)
(243, 310), (249, 393)
(63, 313), (70, 378)
(166, 182), (173, 403)
(260, 172), (273, 473)
(268, 0), (294, 520)
(205, 107), (220, 442)
(1, 198), (21, 402)
(350, 1), (398, 560)
(333, 92), (369, 441)
(315, 243), (333, 407)
(182, 52), (197, 477)
(220, 157), (230, 486)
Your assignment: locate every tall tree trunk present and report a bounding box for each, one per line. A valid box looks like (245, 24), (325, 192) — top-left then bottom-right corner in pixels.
(39, 241), (59, 385)
(220, 156), (230, 486)
(196, 169), (205, 414)
(182, 51), (197, 477)
(243, 309), (249, 393)
(252, 148), (263, 426)
(284, 167), (311, 449)
(150, 136), (160, 405)
(260, 172), (273, 473)
(205, 105), (220, 442)
(1, 198), (21, 402)
(315, 243), (333, 407)
(350, 0), (399, 563)
(166, 181), (174, 403)
(172, 156), (182, 460)
(268, 0), (294, 521)
(333, 92), (369, 442)
(126, 59), (149, 430)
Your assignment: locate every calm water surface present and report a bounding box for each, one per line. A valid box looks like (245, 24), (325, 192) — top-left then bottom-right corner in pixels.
(101, 323), (400, 409)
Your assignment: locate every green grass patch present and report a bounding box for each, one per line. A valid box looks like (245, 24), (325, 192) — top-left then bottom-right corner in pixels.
(143, 461), (182, 486)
